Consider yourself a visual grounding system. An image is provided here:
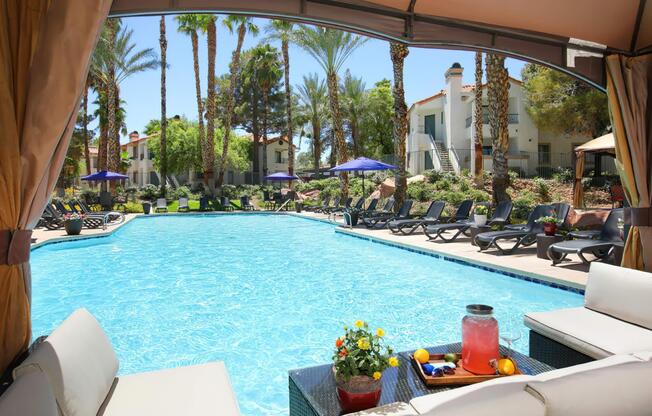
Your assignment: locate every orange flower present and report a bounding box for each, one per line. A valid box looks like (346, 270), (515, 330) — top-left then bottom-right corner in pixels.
(339, 348), (348, 357)
(336, 338), (344, 348)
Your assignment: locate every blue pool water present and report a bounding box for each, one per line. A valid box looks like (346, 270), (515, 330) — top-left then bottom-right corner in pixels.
(31, 215), (582, 415)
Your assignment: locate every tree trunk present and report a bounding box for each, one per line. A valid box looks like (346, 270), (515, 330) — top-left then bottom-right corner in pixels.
(486, 53), (510, 204)
(313, 118), (321, 178)
(351, 119), (359, 158)
(262, 86), (269, 181)
(217, 23), (246, 188)
(252, 87), (260, 184)
(326, 71), (349, 199)
(282, 38), (294, 181)
(329, 129), (336, 168)
(82, 84), (91, 176)
(191, 30), (205, 173)
(390, 42), (409, 212)
(473, 51), (484, 185)
(106, 19), (118, 193)
(203, 18), (217, 191)
(159, 16), (168, 197)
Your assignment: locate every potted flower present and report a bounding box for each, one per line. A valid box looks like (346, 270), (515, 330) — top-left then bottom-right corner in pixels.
(474, 205), (489, 226)
(535, 214), (561, 236)
(63, 213), (84, 235)
(333, 320), (399, 413)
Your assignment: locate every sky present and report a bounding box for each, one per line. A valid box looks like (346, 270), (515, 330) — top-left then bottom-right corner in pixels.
(108, 15), (527, 146)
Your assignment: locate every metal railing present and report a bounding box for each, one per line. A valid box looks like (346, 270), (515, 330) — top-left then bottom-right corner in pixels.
(465, 114), (519, 128)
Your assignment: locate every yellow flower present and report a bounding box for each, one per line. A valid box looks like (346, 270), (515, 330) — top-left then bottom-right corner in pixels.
(357, 337), (370, 350)
(373, 371), (382, 380)
(354, 320), (364, 328)
(376, 328), (385, 337)
(388, 356), (399, 367)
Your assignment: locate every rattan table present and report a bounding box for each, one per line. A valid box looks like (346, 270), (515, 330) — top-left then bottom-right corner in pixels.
(288, 342), (554, 416)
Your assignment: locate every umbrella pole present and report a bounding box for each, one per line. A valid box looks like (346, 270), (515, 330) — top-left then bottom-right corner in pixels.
(362, 172), (365, 210)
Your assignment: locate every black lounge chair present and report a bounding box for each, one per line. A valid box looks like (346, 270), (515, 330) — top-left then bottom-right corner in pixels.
(474, 205), (555, 254)
(72, 199), (124, 224)
(240, 196), (254, 211)
(50, 202), (106, 229)
(548, 208), (624, 265)
(360, 198), (393, 222)
(334, 197), (364, 215)
(305, 196), (329, 212)
(364, 199), (413, 229)
(219, 196), (234, 211)
(387, 201), (445, 235)
(505, 202), (569, 231)
(568, 229), (601, 240)
(321, 196), (340, 214)
(360, 198), (378, 215)
(425, 200), (513, 242)
(325, 197), (351, 214)
(438, 199), (474, 224)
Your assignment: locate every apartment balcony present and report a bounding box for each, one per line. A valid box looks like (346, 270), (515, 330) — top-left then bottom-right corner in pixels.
(465, 113), (519, 128)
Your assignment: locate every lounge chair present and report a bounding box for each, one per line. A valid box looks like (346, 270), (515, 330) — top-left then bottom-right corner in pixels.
(364, 199), (413, 229)
(424, 200), (513, 242)
(220, 196), (234, 211)
(438, 199), (474, 223)
(320, 196), (340, 214)
(474, 205), (555, 254)
(263, 190), (274, 210)
(155, 198), (168, 213)
(360, 198), (393, 221)
(358, 198), (378, 215)
(547, 208), (624, 265)
(6, 308), (241, 416)
(325, 197), (351, 215)
(73, 199), (124, 224)
(332, 197), (364, 215)
(99, 191), (113, 211)
(505, 202), (569, 231)
(53, 201), (106, 229)
(240, 195), (254, 211)
(388, 201), (445, 235)
(178, 197), (190, 212)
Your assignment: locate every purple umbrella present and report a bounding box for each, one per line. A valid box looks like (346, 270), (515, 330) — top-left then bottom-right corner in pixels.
(329, 157), (397, 203)
(81, 170), (129, 181)
(265, 172), (299, 181)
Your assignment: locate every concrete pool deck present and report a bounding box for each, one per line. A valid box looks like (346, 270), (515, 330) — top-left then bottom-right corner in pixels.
(295, 211), (590, 290)
(31, 214), (139, 248)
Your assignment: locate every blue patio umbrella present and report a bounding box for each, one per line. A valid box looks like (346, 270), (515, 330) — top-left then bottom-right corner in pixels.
(329, 157), (397, 204)
(81, 170), (129, 181)
(264, 172), (299, 181)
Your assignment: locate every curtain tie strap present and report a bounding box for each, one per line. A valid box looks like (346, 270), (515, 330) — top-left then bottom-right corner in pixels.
(0, 230), (32, 265)
(624, 208), (652, 227)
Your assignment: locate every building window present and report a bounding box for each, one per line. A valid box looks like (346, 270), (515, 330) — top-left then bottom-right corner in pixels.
(275, 151), (282, 163)
(424, 114), (436, 136)
(482, 146), (492, 155)
(228, 171), (234, 184)
(440, 112), (444, 124)
(132, 172), (138, 184)
(538, 144), (551, 165)
(132, 147), (137, 159)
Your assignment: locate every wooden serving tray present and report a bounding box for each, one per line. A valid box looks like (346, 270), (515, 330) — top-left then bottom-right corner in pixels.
(411, 353), (521, 386)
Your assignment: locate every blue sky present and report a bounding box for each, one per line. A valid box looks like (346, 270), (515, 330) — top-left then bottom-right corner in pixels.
(110, 15), (527, 145)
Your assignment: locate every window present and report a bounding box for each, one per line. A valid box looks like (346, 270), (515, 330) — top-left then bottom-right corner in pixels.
(132, 172), (138, 184)
(440, 112), (444, 124)
(275, 151), (282, 163)
(131, 146), (137, 159)
(424, 114), (436, 136)
(538, 144), (551, 165)
(228, 171), (234, 184)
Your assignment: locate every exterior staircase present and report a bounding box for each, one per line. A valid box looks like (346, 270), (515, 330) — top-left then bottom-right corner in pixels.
(433, 142), (454, 172)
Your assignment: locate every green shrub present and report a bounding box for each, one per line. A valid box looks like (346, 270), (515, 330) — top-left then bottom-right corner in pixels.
(138, 184), (159, 202)
(124, 201), (144, 213)
(80, 189), (98, 204)
(533, 177), (550, 201)
(552, 167), (573, 183)
(508, 170), (520, 184)
(407, 181), (431, 202)
(512, 191), (537, 222)
(434, 179), (451, 191)
(424, 169), (444, 183)
(349, 177), (376, 197)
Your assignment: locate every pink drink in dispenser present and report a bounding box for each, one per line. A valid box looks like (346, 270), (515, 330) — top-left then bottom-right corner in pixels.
(462, 304), (499, 374)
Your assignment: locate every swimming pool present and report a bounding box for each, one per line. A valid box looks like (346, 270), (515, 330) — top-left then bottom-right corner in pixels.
(31, 215), (583, 415)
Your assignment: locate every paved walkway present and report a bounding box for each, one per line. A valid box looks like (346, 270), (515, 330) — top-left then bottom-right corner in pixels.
(296, 211), (590, 290)
(31, 214), (139, 248)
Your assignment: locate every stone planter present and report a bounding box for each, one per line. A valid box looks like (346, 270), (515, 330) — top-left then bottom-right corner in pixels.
(64, 219), (83, 235)
(141, 202), (151, 215)
(474, 214), (487, 226)
(334, 370), (382, 413)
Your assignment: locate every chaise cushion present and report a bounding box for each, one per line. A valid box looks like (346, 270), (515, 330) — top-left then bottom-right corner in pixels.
(98, 362), (240, 416)
(348, 402), (418, 415)
(410, 375), (543, 416)
(525, 358), (652, 416)
(524, 307), (652, 358)
(584, 262), (652, 330)
(0, 369), (58, 416)
(13, 308), (119, 416)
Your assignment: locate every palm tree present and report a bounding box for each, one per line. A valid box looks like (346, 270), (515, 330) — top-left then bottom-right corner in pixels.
(203, 15), (218, 190)
(176, 15), (207, 165)
(473, 51), (484, 185)
(390, 42), (409, 212)
(216, 16), (258, 188)
(159, 16), (168, 196)
(341, 69), (366, 158)
(266, 20), (295, 178)
(486, 53), (510, 204)
(297, 73), (328, 177)
(82, 81), (92, 176)
(106, 18), (118, 186)
(294, 26), (367, 199)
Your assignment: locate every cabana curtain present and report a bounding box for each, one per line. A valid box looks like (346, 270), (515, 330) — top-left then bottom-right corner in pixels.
(0, 0), (110, 373)
(606, 54), (652, 272)
(572, 151), (585, 208)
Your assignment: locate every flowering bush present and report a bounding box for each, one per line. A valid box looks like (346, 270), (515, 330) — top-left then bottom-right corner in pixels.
(333, 320), (398, 382)
(63, 213), (85, 221)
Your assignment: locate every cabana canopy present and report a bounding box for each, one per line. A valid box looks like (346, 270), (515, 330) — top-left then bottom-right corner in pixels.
(572, 133), (616, 209)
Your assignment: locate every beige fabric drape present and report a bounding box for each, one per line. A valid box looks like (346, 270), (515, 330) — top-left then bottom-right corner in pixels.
(573, 150), (585, 208)
(605, 54), (652, 272)
(0, 0), (110, 373)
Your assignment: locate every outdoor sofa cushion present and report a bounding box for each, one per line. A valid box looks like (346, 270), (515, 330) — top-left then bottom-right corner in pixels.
(336, 402), (418, 415)
(13, 308), (119, 416)
(98, 362), (240, 416)
(584, 262), (652, 330)
(524, 307), (652, 358)
(0, 369), (58, 416)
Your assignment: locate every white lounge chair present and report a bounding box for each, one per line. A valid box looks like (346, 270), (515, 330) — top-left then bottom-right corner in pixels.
(155, 198), (168, 213)
(178, 197), (189, 212)
(7, 309), (241, 415)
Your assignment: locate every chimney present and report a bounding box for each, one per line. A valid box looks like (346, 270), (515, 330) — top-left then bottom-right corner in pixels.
(129, 131), (139, 142)
(445, 62), (463, 90)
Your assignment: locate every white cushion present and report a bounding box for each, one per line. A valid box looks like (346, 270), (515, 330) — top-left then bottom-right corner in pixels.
(348, 402), (418, 415)
(533, 352), (640, 381)
(410, 375), (543, 416)
(0, 369), (58, 416)
(524, 307), (652, 358)
(13, 308), (119, 416)
(98, 362), (240, 416)
(585, 262), (652, 330)
(525, 359), (652, 416)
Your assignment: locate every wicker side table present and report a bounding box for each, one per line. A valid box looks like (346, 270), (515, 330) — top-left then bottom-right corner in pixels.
(536, 233), (564, 259)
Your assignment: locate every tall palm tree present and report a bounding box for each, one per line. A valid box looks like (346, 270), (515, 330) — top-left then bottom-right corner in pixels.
(82, 81), (91, 175)
(486, 53), (510, 203)
(201, 15), (218, 190)
(176, 14), (207, 164)
(390, 42), (409, 212)
(216, 16), (258, 188)
(294, 26), (367, 199)
(266, 20), (295, 178)
(105, 18), (118, 187)
(473, 51), (484, 184)
(341, 69), (366, 158)
(297, 73), (328, 177)
(159, 15), (168, 196)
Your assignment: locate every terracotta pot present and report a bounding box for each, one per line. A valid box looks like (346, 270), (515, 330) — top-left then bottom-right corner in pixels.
(64, 219), (83, 235)
(543, 222), (557, 236)
(334, 370), (382, 413)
